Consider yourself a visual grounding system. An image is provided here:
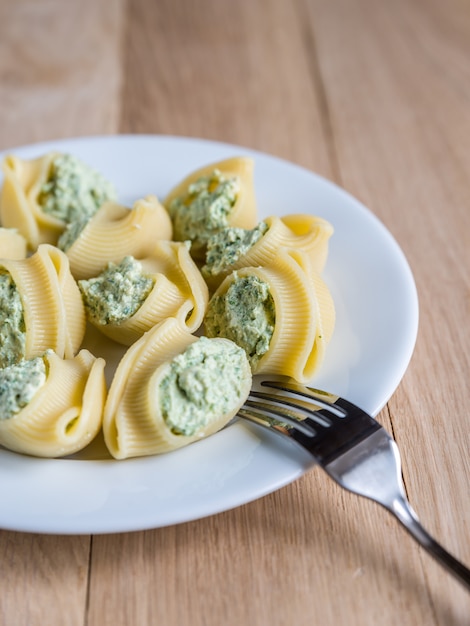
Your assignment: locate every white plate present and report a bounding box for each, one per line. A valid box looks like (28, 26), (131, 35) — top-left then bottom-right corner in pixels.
(0, 135), (418, 534)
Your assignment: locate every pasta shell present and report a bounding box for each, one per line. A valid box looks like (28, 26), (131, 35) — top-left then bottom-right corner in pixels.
(163, 157), (258, 259)
(81, 241), (209, 345)
(103, 317), (252, 459)
(63, 196), (173, 280)
(0, 228), (27, 260)
(0, 152), (115, 250)
(205, 249), (335, 382)
(202, 214), (334, 291)
(0, 350), (106, 458)
(1, 244), (86, 360)
(0, 153), (63, 249)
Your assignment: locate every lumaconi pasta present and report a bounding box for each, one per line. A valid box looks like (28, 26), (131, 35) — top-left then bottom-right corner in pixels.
(0, 153), (58, 250)
(0, 152), (115, 250)
(163, 157), (258, 259)
(0, 228), (27, 260)
(79, 240), (209, 345)
(202, 214), (334, 291)
(0, 151), (336, 459)
(0, 350), (106, 458)
(204, 248), (335, 382)
(0, 244), (86, 361)
(103, 316), (252, 460)
(60, 195), (173, 280)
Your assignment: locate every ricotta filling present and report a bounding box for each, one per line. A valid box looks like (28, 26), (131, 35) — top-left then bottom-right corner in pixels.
(203, 221), (268, 276)
(168, 169), (240, 249)
(57, 216), (90, 252)
(38, 154), (116, 223)
(0, 356), (47, 421)
(79, 256), (155, 325)
(204, 275), (275, 368)
(0, 271), (26, 368)
(159, 336), (248, 436)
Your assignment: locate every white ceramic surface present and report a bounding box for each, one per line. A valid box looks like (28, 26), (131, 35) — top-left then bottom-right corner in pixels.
(0, 135), (419, 534)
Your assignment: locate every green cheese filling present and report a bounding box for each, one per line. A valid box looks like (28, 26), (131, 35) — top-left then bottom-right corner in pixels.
(204, 274), (275, 368)
(168, 169), (239, 249)
(57, 216), (90, 252)
(38, 154), (116, 223)
(159, 336), (248, 436)
(79, 256), (155, 325)
(203, 221), (268, 276)
(0, 271), (26, 368)
(0, 356), (47, 421)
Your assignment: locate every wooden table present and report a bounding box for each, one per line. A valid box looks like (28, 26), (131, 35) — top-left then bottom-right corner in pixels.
(0, 0), (469, 624)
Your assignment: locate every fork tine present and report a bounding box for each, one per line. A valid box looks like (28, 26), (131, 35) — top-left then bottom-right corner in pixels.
(249, 390), (332, 427)
(260, 379), (366, 420)
(243, 399), (317, 436)
(260, 380), (345, 413)
(239, 406), (307, 438)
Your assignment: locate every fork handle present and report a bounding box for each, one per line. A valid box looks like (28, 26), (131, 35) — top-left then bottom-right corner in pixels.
(390, 496), (470, 591)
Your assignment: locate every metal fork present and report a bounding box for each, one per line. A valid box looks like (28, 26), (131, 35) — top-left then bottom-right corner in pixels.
(239, 379), (470, 591)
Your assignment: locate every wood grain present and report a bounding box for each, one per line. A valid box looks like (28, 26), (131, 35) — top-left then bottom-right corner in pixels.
(0, 0), (469, 624)
(0, 0), (125, 150)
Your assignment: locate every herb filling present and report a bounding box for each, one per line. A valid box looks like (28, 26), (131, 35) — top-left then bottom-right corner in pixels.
(79, 256), (155, 325)
(169, 169), (239, 249)
(204, 275), (275, 368)
(159, 336), (248, 436)
(57, 216), (90, 252)
(38, 154), (116, 223)
(0, 356), (47, 421)
(203, 221), (268, 276)
(0, 271), (26, 368)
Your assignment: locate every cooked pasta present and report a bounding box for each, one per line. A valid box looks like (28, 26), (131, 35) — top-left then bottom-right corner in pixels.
(204, 248), (335, 382)
(202, 214), (334, 290)
(0, 152), (115, 250)
(0, 244), (86, 362)
(79, 241), (209, 345)
(0, 350), (106, 458)
(163, 157), (258, 259)
(59, 195), (173, 280)
(103, 316), (252, 459)
(0, 151), (337, 461)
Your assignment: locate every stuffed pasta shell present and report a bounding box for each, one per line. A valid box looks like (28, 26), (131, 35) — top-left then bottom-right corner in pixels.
(0, 244), (85, 368)
(58, 195), (173, 280)
(163, 157), (258, 259)
(0, 228), (27, 260)
(0, 350), (106, 458)
(0, 152), (115, 250)
(202, 214), (334, 290)
(204, 249), (335, 382)
(103, 316), (252, 459)
(78, 241), (209, 345)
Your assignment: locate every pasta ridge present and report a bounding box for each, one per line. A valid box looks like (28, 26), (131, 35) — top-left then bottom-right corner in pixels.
(65, 196), (173, 280)
(240, 252), (318, 380)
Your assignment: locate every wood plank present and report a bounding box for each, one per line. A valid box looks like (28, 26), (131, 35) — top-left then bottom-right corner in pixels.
(0, 0), (125, 151)
(87, 474), (441, 626)
(304, 0), (470, 619)
(0, 532), (90, 626)
(119, 0), (334, 178)
(0, 2), (126, 625)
